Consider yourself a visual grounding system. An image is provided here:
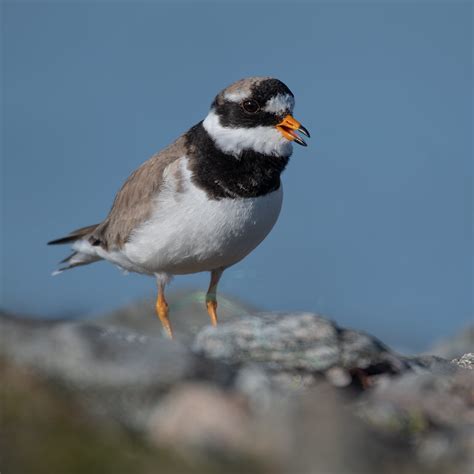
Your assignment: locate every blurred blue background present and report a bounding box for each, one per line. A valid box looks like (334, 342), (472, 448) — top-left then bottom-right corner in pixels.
(2, 1), (472, 350)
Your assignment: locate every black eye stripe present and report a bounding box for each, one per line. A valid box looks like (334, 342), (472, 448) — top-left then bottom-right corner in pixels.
(215, 101), (281, 128)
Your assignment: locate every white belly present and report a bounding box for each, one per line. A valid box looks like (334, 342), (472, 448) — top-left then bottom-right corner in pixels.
(121, 158), (283, 275)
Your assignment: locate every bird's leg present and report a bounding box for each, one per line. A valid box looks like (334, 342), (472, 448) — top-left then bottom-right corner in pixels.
(206, 269), (224, 327)
(155, 281), (173, 339)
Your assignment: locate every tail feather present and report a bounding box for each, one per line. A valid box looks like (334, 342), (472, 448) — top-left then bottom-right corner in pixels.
(52, 251), (101, 275)
(48, 224), (99, 246)
(48, 224), (101, 275)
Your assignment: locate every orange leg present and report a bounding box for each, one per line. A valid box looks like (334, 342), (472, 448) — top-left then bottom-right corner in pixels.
(206, 269), (223, 327)
(155, 281), (173, 339)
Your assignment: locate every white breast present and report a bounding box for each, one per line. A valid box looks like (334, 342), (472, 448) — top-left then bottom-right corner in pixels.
(122, 157), (283, 275)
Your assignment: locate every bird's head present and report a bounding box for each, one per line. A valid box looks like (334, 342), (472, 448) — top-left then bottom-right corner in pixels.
(202, 77), (310, 157)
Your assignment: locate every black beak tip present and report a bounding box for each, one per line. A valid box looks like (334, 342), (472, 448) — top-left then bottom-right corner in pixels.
(298, 125), (311, 138)
(294, 136), (308, 147)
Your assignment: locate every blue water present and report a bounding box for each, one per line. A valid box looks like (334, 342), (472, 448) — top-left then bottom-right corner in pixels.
(2, 2), (472, 351)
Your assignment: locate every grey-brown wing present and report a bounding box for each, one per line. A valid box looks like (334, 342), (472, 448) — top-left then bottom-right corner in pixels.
(91, 136), (187, 250)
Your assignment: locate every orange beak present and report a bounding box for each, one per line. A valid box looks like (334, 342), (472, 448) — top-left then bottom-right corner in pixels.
(276, 114), (310, 146)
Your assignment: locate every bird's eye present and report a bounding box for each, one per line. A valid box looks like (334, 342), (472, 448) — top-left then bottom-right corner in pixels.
(241, 99), (260, 114)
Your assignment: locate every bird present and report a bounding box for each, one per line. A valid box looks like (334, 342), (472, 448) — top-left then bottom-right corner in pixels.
(48, 77), (310, 338)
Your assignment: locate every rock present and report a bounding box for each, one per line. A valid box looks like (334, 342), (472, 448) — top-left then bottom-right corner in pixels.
(194, 312), (340, 371)
(2, 320), (190, 388)
(2, 308), (472, 474)
(0, 313), (199, 429)
(192, 312), (474, 472)
(147, 380), (409, 474)
(359, 369), (474, 473)
(194, 312), (409, 388)
(148, 383), (254, 456)
(233, 365), (276, 410)
(452, 353), (474, 370)
(274, 383), (433, 474)
(362, 370), (474, 433)
(1, 358), (246, 474)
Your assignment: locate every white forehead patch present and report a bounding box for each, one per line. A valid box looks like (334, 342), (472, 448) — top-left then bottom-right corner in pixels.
(224, 90), (251, 103)
(263, 93), (295, 114)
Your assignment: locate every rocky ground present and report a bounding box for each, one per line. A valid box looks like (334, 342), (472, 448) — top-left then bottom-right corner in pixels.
(1, 294), (473, 474)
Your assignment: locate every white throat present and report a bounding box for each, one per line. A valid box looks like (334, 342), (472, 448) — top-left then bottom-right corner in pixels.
(202, 110), (293, 157)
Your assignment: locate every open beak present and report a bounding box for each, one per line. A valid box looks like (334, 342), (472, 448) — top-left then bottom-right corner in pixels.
(276, 114), (310, 147)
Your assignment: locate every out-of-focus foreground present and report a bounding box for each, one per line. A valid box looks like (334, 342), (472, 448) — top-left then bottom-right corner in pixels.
(1, 292), (473, 474)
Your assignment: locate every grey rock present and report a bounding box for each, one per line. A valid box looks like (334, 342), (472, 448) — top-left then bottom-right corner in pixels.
(359, 369), (474, 473)
(452, 353), (474, 370)
(1, 313), (192, 388)
(194, 312), (409, 385)
(0, 313), (199, 428)
(3, 307), (472, 474)
(233, 365), (275, 410)
(194, 312), (341, 372)
(279, 384), (428, 474)
(363, 370), (474, 431)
